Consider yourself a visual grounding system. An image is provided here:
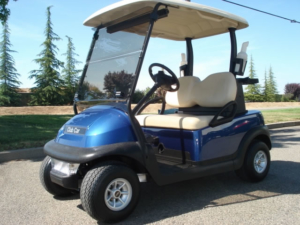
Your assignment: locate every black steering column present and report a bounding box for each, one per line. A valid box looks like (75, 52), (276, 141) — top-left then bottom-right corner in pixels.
(132, 63), (179, 115)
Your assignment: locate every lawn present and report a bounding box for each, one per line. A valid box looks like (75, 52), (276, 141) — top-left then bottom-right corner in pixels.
(0, 115), (72, 151)
(261, 108), (300, 124)
(0, 108), (299, 151)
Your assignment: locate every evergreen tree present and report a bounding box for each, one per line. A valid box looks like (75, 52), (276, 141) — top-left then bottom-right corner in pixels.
(61, 36), (81, 104)
(29, 6), (64, 105)
(0, 17), (21, 106)
(0, 0), (17, 25)
(262, 70), (271, 102)
(244, 55), (263, 102)
(245, 56), (261, 95)
(267, 66), (278, 102)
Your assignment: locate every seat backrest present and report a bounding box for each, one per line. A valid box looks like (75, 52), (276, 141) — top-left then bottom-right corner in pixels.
(165, 76), (200, 108)
(193, 72), (237, 107)
(165, 72), (237, 108)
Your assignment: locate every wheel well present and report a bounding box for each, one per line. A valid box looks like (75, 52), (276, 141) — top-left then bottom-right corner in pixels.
(89, 155), (147, 174)
(254, 134), (272, 150)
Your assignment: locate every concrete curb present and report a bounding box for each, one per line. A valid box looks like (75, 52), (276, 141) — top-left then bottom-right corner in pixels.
(267, 121), (300, 130)
(1, 121), (300, 163)
(0, 147), (45, 163)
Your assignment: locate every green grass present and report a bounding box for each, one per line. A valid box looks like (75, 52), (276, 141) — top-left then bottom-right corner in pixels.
(261, 108), (300, 124)
(0, 108), (300, 151)
(0, 115), (72, 151)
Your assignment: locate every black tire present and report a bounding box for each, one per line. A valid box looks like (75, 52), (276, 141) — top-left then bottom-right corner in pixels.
(236, 141), (271, 182)
(39, 156), (73, 196)
(80, 163), (140, 223)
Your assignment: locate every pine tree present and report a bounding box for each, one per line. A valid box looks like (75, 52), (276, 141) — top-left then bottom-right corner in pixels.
(244, 55), (263, 102)
(0, 17), (21, 106)
(61, 36), (81, 104)
(29, 6), (64, 105)
(245, 56), (261, 95)
(0, 0), (17, 25)
(262, 70), (270, 102)
(267, 66), (278, 102)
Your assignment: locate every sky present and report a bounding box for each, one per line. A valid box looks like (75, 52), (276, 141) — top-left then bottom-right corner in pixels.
(6, 0), (300, 94)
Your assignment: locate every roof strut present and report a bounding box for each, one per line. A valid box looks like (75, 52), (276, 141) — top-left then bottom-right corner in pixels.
(228, 28), (237, 75)
(185, 38), (193, 76)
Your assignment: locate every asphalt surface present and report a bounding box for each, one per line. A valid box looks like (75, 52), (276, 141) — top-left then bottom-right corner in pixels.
(1, 126), (300, 225)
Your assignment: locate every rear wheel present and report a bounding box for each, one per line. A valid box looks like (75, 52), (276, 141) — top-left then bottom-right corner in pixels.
(80, 163), (140, 223)
(39, 156), (73, 196)
(235, 141), (270, 182)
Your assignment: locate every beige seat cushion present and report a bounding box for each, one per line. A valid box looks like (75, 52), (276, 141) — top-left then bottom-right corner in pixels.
(136, 114), (215, 130)
(137, 72), (236, 130)
(165, 72), (237, 108)
(165, 76), (201, 108)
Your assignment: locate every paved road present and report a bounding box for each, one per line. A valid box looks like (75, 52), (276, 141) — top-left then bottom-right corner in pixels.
(1, 126), (300, 225)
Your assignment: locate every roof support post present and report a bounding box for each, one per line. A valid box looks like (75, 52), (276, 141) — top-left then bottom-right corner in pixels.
(74, 26), (102, 115)
(185, 38), (193, 76)
(228, 27), (237, 75)
(128, 3), (166, 155)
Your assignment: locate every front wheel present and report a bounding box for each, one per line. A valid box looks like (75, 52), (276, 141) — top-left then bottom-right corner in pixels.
(235, 141), (271, 182)
(80, 163), (140, 223)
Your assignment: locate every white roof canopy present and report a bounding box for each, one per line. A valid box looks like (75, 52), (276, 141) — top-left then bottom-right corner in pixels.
(84, 0), (249, 41)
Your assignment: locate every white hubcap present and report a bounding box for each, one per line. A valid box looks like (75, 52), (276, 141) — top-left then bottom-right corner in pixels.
(254, 150), (267, 173)
(104, 178), (132, 211)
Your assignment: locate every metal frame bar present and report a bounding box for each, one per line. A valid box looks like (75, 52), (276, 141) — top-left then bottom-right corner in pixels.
(73, 26), (102, 115)
(185, 38), (194, 76)
(127, 3), (166, 151)
(228, 27), (237, 75)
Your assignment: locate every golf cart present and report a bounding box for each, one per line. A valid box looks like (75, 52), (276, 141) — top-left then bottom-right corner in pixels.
(40, 0), (272, 222)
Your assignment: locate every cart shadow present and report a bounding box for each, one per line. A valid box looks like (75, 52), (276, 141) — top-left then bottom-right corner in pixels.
(62, 160), (300, 224)
(107, 160), (300, 225)
(270, 127), (300, 148)
(54, 193), (80, 201)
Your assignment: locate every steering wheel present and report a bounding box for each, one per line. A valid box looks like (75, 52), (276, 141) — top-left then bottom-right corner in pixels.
(149, 63), (180, 92)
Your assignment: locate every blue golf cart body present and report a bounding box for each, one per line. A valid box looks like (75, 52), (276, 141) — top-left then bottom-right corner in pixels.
(40, 0), (272, 222)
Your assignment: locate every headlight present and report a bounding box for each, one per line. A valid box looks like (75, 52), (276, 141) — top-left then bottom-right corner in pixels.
(51, 158), (80, 176)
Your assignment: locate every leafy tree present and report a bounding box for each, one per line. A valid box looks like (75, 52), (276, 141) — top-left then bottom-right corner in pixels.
(0, 0), (17, 24)
(143, 87), (156, 100)
(103, 70), (134, 98)
(79, 81), (105, 100)
(284, 83), (300, 100)
(0, 17), (21, 106)
(61, 36), (81, 104)
(132, 89), (144, 103)
(244, 93), (264, 102)
(267, 66), (278, 102)
(29, 6), (64, 105)
(245, 56), (261, 96)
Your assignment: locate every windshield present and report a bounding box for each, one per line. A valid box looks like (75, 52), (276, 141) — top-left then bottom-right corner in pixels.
(78, 25), (148, 101)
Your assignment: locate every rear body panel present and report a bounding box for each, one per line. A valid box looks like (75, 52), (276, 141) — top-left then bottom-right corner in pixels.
(142, 110), (264, 163)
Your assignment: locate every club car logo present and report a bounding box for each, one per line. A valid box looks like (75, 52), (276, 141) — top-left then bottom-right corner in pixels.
(64, 126), (86, 135)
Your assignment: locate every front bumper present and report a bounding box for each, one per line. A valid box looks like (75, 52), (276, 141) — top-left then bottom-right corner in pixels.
(44, 139), (144, 164)
(50, 169), (79, 190)
(50, 158), (80, 190)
